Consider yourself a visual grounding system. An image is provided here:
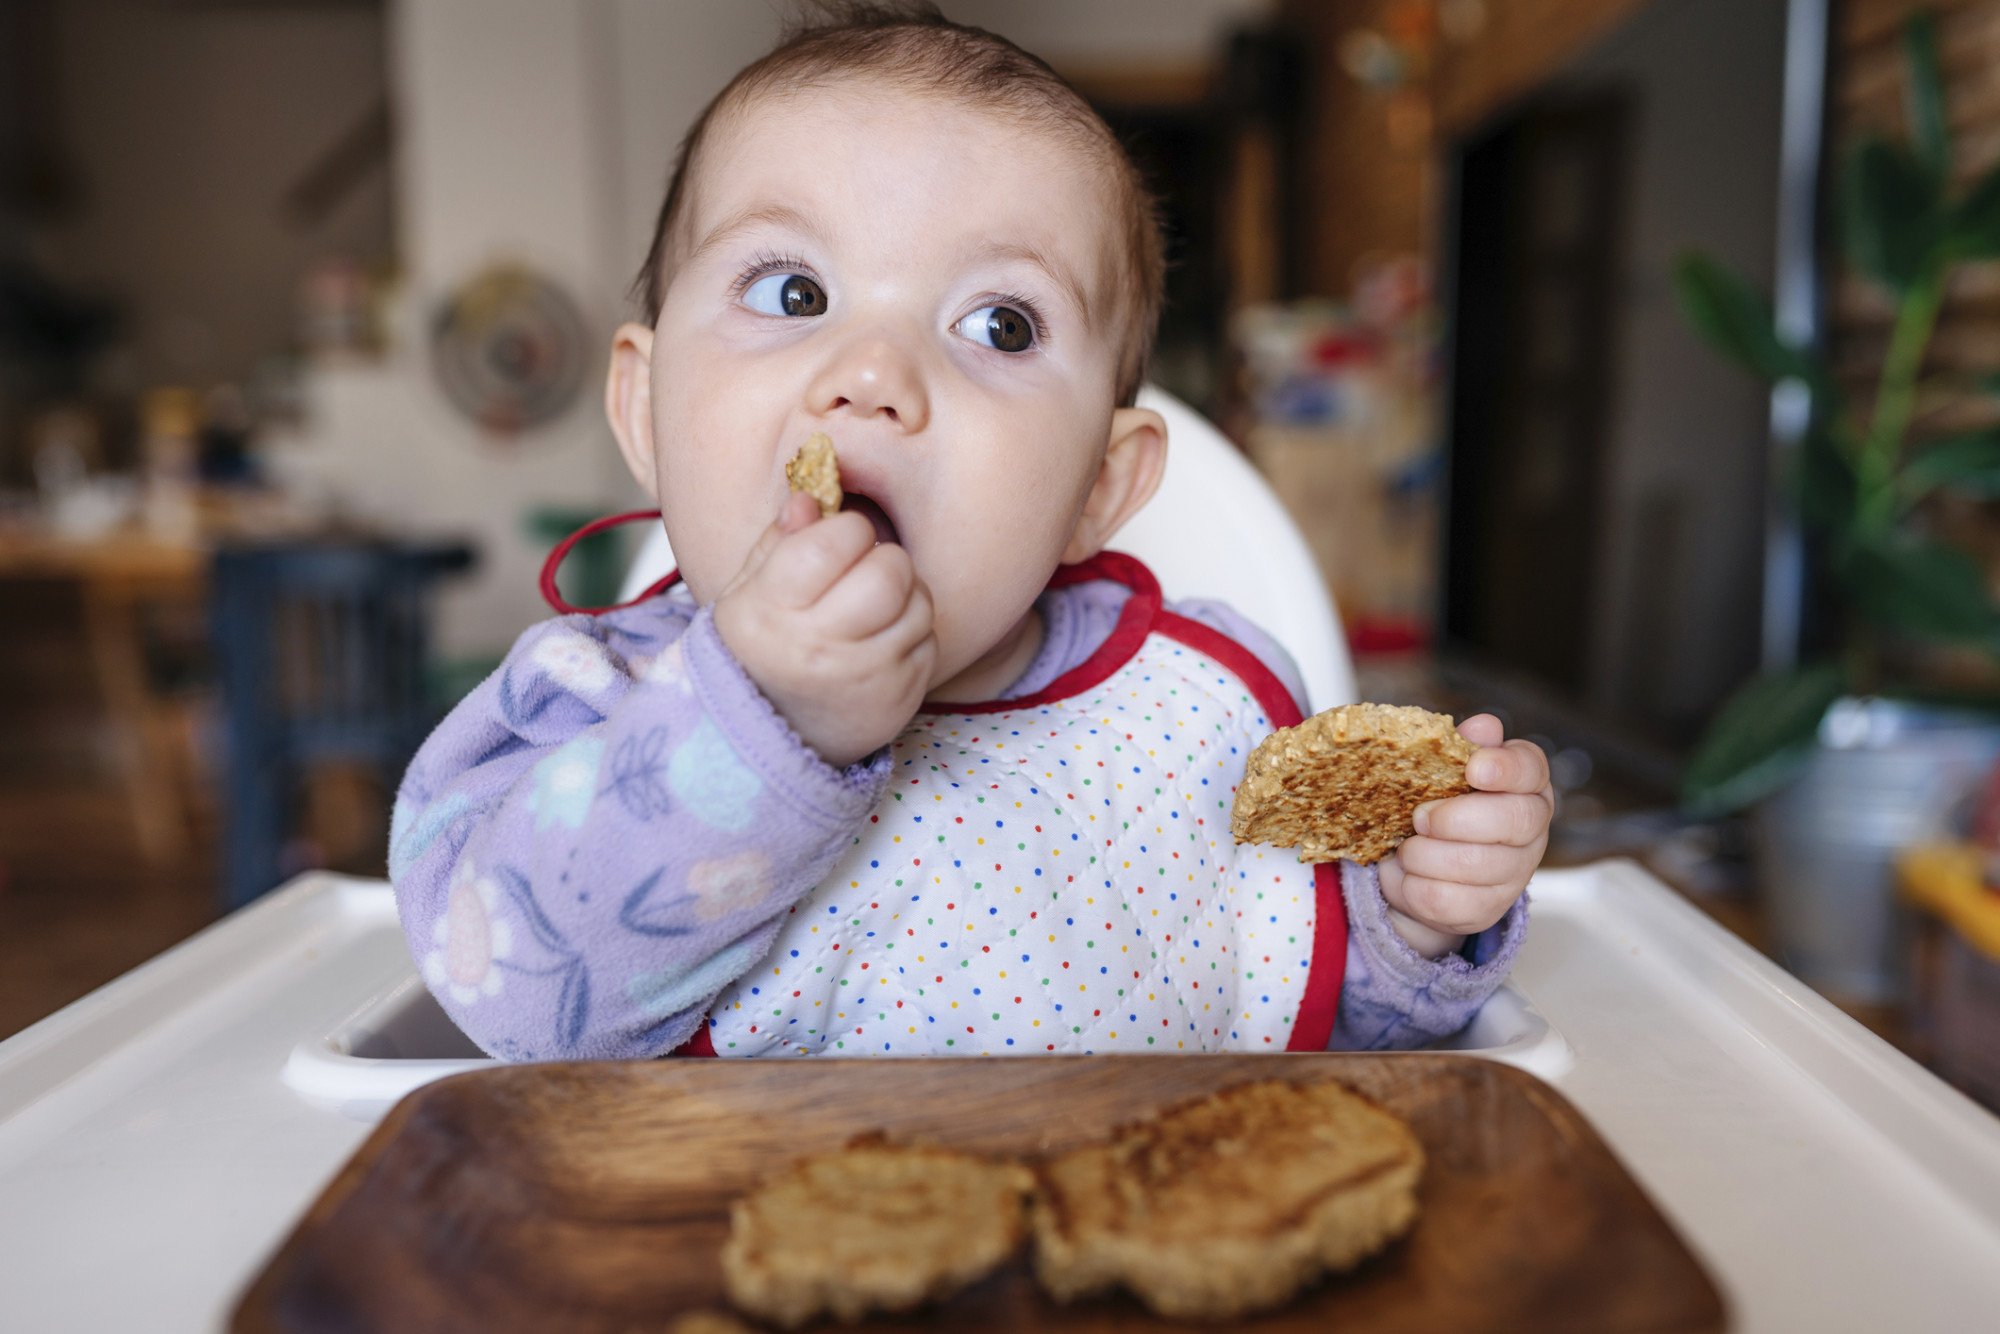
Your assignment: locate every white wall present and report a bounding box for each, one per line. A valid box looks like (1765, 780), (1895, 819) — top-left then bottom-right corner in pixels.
(603, 1), (782, 310)
(290, 0), (1264, 661)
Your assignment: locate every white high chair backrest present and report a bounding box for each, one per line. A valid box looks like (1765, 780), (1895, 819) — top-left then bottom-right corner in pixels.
(615, 385), (1355, 711)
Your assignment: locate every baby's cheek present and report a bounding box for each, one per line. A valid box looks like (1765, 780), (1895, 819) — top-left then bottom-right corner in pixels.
(656, 502), (750, 604)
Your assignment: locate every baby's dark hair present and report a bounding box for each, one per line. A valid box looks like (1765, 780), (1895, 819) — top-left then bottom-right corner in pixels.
(630, 0), (1165, 407)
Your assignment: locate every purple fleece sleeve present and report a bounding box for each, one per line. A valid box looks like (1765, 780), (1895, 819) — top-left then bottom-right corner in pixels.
(1328, 862), (1528, 1049)
(388, 597), (889, 1061)
(1167, 595), (1528, 1048)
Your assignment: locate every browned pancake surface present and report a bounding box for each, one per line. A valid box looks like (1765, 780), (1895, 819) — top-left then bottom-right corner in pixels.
(1032, 1078), (1425, 1321)
(722, 1137), (1033, 1328)
(1231, 702), (1475, 864)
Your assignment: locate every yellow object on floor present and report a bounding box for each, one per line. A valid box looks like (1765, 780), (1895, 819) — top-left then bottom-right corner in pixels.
(1897, 843), (2000, 963)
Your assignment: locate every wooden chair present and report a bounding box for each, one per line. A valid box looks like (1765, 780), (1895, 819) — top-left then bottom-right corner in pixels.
(211, 540), (472, 910)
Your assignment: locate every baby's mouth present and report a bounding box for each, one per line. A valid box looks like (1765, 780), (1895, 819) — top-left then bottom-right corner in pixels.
(841, 491), (900, 546)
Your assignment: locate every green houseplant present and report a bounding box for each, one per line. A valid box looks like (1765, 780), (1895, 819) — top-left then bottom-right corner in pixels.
(1673, 12), (2000, 818)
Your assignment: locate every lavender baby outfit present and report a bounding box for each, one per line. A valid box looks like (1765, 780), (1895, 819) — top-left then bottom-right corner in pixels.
(390, 552), (1524, 1062)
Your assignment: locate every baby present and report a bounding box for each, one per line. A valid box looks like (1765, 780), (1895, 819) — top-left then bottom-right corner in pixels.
(389, 3), (1552, 1062)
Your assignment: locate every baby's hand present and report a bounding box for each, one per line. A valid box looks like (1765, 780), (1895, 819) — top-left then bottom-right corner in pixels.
(713, 492), (937, 768)
(1376, 715), (1551, 959)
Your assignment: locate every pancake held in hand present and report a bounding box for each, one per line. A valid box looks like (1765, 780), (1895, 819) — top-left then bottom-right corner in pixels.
(722, 1137), (1034, 1328)
(783, 431), (842, 518)
(1231, 703), (1475, 865)
(1031, 1078), (1425, 1320)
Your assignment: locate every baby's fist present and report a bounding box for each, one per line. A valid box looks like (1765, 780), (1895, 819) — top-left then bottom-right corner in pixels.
(1376, 714), (1551, 958)
(713, 493), (937, 768)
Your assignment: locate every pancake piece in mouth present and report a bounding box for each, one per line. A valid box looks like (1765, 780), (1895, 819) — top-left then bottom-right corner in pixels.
(784, 433), (842, 518)
(841, 491), (899, 545)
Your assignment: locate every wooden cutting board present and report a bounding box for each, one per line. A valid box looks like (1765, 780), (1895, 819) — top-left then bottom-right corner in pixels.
(233, 1054), (1726, 1332)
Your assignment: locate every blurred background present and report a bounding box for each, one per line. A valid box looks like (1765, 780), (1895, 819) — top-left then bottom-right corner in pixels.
(3, 0), (1999, 1110)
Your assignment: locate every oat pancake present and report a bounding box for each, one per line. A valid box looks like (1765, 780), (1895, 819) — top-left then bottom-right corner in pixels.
(722, 1137), (1033, 1328)
(1231, 702), (1475, 864)
(1031, 1078), (1425, 1320)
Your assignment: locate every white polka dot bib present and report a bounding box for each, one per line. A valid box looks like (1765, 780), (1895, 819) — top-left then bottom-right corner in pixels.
(691, 552), (1346, 1057)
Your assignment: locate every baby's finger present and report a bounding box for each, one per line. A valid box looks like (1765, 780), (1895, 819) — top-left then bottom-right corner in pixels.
(721, 493), (819, 598)
(813, 542), (917, 639)
(759, 510), (877, 610)
(1456, 713), (1506, 748)
(1414, 791), (1550, 847)
(1380, 867), (1515, 939)
(775, 490), (821, 535)
(870, 576), (935, 659)
(1466, 737), (1551, 794)
(1394, 833), (1531, 892)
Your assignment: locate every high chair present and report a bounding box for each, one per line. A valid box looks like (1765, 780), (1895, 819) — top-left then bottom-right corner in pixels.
(618, 386), (1355, 710)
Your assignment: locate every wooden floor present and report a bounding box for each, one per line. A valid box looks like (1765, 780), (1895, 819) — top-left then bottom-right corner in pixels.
(0, 780), (220, 1041)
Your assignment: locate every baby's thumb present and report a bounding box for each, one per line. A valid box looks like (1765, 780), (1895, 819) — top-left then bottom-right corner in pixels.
(724, 492), (820, 597)
(775, 490), (821, 535)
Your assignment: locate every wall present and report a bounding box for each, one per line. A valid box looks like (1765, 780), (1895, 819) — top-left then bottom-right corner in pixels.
(32, 0), (392, 390)
(1280, 0), (1644, 296)
(1559, 0), (1789, 731)
(601, 1), (778, 312)
(946, 0), (1270, 65)
(1279, 0), (1430, 297)
(1429, 0), (1652, 135)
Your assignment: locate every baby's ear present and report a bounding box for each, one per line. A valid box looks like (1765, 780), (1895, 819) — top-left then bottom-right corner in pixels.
(1061, 406), (1168, 565)
(605, 322), (659, 499)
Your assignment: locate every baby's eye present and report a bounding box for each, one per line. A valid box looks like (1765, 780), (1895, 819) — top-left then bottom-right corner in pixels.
(743, 272), (827, 318)
(955, 305), (1036, 354)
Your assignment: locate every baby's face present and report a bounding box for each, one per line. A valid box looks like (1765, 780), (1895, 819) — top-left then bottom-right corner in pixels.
(629, 81), (1145, 697)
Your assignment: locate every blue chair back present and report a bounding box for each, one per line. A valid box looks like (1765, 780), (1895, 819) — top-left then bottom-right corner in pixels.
(212, 540), (472, 909)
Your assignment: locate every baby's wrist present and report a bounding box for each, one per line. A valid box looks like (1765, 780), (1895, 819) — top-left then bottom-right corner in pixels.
(747, 671), (891, 770)
(710, 578), (914, 768)
(1384, 906), (1466, 960)
(745, 677), (871, 769)
(1375, 854), (1466, 959)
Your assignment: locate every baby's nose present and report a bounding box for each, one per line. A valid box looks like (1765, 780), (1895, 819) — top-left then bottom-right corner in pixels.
(805, 334), (930, 433)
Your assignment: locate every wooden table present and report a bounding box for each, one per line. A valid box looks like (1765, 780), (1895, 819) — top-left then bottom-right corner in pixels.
(0, 525), (209, 864)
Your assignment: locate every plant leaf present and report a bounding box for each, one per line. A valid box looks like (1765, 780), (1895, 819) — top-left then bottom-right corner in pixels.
(1793, 428), (1858, 527)
(1952, 162), (2000, 259)
(1900, 430), (2000, 500)
(1904, 13), (1951, 183)
(1843, 136), (1943, 293)
(1843, 532), (2000, 644)
(1683, 662), (1850, 815)
(1672, 252), (1814, 384)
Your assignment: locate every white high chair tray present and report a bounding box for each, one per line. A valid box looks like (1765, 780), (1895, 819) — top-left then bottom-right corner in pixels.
(0, 860), (1996, 1332)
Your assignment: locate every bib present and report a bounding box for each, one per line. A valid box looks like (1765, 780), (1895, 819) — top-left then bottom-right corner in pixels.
(687, 552), (1344, 1056)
